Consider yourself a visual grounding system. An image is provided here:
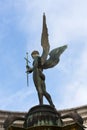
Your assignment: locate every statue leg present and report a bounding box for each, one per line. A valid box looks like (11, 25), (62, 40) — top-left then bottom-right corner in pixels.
(37, 91), (43, 105)
(42, 82), (55, 107)
(45, 92), (55, 107)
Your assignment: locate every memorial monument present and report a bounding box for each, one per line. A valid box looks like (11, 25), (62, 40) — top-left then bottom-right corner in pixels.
(3, 14), (85, 130)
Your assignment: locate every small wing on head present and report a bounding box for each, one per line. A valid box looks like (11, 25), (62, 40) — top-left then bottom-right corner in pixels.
(41, 13), (50, 65)
(42, 45), (67, 69)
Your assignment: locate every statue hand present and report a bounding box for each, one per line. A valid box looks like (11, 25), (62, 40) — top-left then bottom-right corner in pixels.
(26, 65), (33, 73)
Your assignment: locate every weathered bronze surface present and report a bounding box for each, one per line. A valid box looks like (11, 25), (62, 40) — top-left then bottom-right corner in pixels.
(26, 13), (67, 107)
(8, 123), (84, 130)
(23, 105), (62, 128)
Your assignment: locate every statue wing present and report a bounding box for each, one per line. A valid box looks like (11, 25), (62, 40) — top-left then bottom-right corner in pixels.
(41, 13), (50, 65)
(42, 45), (67, 69)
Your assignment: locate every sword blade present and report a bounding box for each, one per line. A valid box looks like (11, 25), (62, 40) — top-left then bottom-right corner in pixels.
(27, 72), (29, 87)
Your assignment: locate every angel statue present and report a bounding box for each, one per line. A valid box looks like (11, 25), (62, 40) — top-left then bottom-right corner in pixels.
(26, 13), (67, 107)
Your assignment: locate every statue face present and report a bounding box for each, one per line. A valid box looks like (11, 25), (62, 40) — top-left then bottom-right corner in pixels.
(31, 50), (39, 59)
(32, 54), (39, 59)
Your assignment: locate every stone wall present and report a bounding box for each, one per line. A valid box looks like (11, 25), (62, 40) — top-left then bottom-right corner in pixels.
(0, 105), (87, 130)
(59, 105), (87, 129)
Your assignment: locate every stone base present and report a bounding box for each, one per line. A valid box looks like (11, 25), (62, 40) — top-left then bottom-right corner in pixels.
(6, 105), (84, 130)
(8, 123), (83, 130)
(24, 105), (62, 128)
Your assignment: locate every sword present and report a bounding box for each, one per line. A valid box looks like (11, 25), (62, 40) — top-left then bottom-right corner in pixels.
(25, 52), (29, 87)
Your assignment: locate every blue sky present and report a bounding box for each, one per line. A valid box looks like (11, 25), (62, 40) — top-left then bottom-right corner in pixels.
(0, 0), (87, 112)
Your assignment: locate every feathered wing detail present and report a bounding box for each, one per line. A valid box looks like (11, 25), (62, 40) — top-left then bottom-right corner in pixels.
(42, 45), (67, 69)
(41, 13), (50, 65)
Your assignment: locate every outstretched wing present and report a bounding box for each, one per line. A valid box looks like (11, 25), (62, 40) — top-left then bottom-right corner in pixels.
(41, 13), (50, 65)
(42, 45), (67, 69)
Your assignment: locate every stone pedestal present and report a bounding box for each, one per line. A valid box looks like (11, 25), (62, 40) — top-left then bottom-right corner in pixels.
(24, 105), (62, 128)
(7, 105), (84, 130)
(8, 123), (83, 130)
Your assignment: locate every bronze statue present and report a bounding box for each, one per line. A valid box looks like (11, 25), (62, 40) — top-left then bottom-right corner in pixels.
(26, 13), (67, 107)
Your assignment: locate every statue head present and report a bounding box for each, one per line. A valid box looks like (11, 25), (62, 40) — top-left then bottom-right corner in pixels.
(31, 50), (39, 59)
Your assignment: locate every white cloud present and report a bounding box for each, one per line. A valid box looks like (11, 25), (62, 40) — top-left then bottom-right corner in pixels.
(11, 0), (87, 51)
(0, 87), (36, 111)
(57, 44), (87, 109)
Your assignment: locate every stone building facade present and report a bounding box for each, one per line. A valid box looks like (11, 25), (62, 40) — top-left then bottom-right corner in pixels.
(0, 105), (87, 130)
